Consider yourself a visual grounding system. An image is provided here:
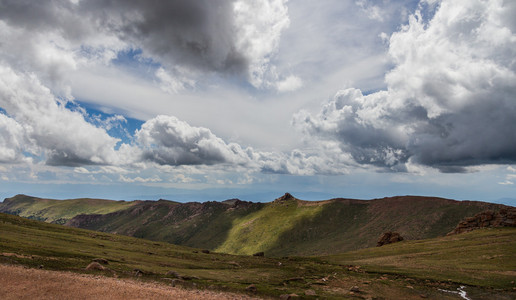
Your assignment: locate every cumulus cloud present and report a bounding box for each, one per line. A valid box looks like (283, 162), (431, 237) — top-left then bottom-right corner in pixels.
(135, 115), (251, 166)
(132, 114), (352, 175)
(0, 64), (120, 166)
(294, 0), (516, 172)
(0, 114), (26, 163)
(233, 0), (290, 87)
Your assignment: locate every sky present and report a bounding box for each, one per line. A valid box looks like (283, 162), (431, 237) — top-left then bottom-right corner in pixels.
(0, 0), (515, 204)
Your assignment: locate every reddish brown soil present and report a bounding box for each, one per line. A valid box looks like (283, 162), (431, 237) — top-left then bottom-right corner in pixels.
(0, 264), (261, 300)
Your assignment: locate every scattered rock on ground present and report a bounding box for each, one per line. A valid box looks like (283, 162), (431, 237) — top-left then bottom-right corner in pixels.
(227, 261), (240, 267)
(304, 289), (316, 296)
(246, 284), (257, 293)
(285, 277), (305, 282)
(377, 232), (404, 247)
(166, 270), (180, 278)
(85, 262), (105, 271)
(133, 268), (144, 276)
(350, 286), (361, 292)
(280, 294), (299, 299)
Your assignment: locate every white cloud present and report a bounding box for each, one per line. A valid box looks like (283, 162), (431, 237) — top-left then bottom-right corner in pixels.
(0, 64), (121, 166)
(276, 75), (303, 92)
(172, 174), (196, 184)
(155, 67), (195, 94)
(0, 114), (27, 163)
(294, 0), (516, 172)
(355, 0), (384, 22)
(499, 166), (516, 185)
(233, 0), (290, 88)
(119, 175), (162, 183)
(135, 115), (251, 166)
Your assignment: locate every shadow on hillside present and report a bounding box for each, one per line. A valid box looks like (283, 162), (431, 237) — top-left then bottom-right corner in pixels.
(263, 201), (373, 257)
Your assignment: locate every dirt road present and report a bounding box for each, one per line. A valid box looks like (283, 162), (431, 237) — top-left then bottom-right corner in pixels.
(0, 264), (261, 300)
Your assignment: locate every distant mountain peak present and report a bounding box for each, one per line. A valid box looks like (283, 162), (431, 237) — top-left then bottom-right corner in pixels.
(274, 193), (296, 202)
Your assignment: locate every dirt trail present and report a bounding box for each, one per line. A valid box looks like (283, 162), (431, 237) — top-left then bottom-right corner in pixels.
(0, 264), (261, 300)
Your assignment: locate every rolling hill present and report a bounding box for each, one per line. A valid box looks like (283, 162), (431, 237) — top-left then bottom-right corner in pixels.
(0, 194), (137, 224)
(1, 212), (515, 299)
(1, 193), (509, 257)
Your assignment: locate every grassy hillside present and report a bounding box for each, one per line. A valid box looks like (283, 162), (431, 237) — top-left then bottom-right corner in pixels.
(65, 200), (265, 249)
(1, 212), (514, 299)
(326, 227), (516, 289)
(1, 193), (508, 256)
(215, 197), (326, 255)
(0, 194), (137, 224)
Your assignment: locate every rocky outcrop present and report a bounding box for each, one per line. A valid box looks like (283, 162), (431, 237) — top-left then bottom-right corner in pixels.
(447, 207), (516, 235)
(377, 232), (404, 247)
(275, 193), (295, 202)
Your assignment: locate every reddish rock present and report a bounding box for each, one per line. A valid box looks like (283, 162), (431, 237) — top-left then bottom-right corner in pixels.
(447, 207), (516, 235)
(85, 262), (105, 271)
(377, 232), (404, 247)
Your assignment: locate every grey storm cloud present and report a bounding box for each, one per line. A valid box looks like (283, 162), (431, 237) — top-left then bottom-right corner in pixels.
(294, 0), (516, 173)
(0, 0), (271, 76)
(82, 0), (249, 74)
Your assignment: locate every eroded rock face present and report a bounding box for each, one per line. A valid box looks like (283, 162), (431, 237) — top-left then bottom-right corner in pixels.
(447, 207), (516, 235)
(377, 232), (404, 247)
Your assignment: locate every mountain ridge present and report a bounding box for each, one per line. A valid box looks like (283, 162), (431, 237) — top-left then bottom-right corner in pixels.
(0, 193), (511, 256)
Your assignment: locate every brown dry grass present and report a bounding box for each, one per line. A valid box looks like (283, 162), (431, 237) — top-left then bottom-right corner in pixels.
(0, 264), (261, 300)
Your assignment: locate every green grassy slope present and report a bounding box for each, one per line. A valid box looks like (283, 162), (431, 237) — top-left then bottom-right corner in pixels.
(1, 212), (514, 299)
(1, 194), (508, 257)
(215, 197), (326, 255)
(326, 227), (516, 289)
(0, 194), (137, 224)
(214, 195), (505, 256)
(66, 200), (265, 250)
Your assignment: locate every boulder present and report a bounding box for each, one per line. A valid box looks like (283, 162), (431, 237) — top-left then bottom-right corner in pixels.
(447, 207), (516, 235)
(85, 262), (105, 271)
(377, 232), (404, 247)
